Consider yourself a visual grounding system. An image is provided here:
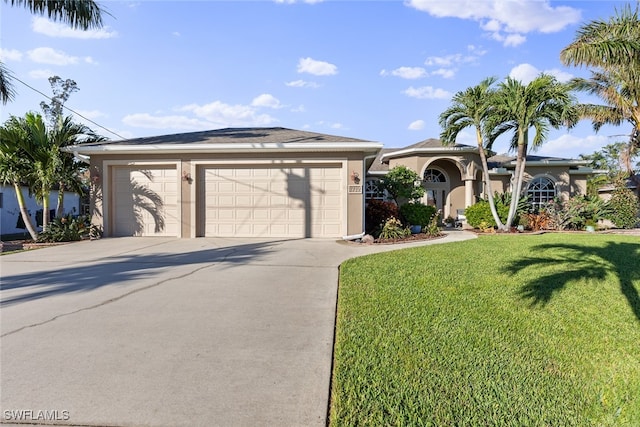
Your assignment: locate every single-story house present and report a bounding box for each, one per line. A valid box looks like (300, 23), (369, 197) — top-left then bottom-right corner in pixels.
(366, 138), (594, 220)
(69, 128), (594, 238)
(0, 185), (82, 236)
(68, 127), (382, 238)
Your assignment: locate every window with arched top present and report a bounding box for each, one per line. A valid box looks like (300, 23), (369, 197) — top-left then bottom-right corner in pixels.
(526, 176), (556, 210)
(365, 179), (385, 201)
(423, 169), (446, 183)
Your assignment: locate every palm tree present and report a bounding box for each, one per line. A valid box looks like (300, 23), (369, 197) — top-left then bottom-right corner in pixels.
(561, 3), (640, 191)
(6, 113), (61, 231)
(50, 115), (106, 216)
(489, 75), (578, 228)
(1, 0), (105, 103)
(0, 117), (40, 239)
(439, 77), (505, 229)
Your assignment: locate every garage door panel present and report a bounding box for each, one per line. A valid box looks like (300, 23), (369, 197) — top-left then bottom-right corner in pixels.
(112, 166), (178, 237)
(203, 165), (342, 238)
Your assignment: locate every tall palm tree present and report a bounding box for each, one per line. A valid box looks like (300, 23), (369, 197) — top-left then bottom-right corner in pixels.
(1, 0), (105, 103)
(0, 116), (41, 239)
(439, 76), (505, 229)
(50, 115), (106, 216)
(8, 113), (60, 231)
(561, 3), (640, 190)
(489, 75), (578, 228)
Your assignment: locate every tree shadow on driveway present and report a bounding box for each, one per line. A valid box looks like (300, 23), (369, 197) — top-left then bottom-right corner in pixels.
(503, 241), (640, 322)
(0, 240), (279, 307)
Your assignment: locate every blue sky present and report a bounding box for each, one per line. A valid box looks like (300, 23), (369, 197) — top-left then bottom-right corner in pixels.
(0, 0), (632, 158)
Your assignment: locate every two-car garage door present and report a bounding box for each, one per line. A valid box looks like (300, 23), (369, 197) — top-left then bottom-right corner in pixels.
(110, 163), (345, 238)
(201, 165), (343, 238)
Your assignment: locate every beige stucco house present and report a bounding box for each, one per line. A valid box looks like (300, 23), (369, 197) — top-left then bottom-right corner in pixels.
(365, 138), (594, 221)
(70, 127), (382, 238)
(69, 127), (593, 238)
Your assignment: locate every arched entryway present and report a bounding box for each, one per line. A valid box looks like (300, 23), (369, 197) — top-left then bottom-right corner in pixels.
(422, 167), (449, 215)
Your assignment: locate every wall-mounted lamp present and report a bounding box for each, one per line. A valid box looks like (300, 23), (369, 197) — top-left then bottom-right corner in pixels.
(351, 171), (360, 184)
(182, 171), (193, 184)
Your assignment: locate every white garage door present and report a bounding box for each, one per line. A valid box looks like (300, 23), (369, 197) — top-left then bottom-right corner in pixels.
(202, 165), (343, 238)
(112, 166), (179, 237)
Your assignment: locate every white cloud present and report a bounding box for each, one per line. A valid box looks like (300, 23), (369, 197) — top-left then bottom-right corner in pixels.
(28, 69), (55, 79)
(285, 79), (319, 88)
(0, 48), (23, 62)
(407, 0), (580, 47)
(179, 100), (278, 127)
(172, 31), (181, 37)
(509, 63), (574, 84)
(291, 104), (305, 113)
(380, 66), (427, 79)
(297, 57), (338, 76)
(28, 47), (78, 65)
(84, 56), (98, 65)
(32, 17), (117, 39)
(431, 68), (456, 79)
(251, 93), (282, 109)
(408, 120), (425, 131)
(423, 46), (486, 78)
(404, 86), (451, 100)
(122, 113), (213, 130)
(535, 133), (609, 158)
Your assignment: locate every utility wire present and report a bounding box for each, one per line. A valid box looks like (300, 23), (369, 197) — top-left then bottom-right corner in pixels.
(10, 75), (127, 140)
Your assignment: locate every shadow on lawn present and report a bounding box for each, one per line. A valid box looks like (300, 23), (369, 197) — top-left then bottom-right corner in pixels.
(0, 240), (280, 307)
(504, 241), (640, 322)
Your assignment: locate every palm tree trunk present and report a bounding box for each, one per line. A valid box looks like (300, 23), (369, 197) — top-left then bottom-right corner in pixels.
(42, 190), (50, 230)
(506, 140), (527, 228)
(13, 182), (39, 240)
(56, 183), (65, 217)
(477, 132), (505, 230)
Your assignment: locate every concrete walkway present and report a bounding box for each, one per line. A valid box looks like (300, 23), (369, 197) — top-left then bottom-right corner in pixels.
(0, 231), (476, 427)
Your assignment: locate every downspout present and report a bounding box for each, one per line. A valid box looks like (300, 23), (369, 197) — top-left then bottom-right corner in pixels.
(342, 153), (379, 241)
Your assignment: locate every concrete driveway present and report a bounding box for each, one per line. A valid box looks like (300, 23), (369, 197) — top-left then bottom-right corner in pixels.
(1, 232), (475, 427)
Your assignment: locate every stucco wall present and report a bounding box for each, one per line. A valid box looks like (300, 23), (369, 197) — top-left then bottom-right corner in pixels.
(89, 151), (368, 238)
(0, 185), (81, 236)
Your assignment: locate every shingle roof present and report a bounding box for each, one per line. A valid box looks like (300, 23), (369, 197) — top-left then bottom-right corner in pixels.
(367, 149), (395, 173)
(402, 138), (472, 150)
(80, 127), (372, 147)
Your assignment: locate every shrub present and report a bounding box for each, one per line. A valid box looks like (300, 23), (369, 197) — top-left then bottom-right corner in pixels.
(37, 214), (101, 243)
(399, 202), (436, 227)
(424, 212), (441, 237)
(606, 185), (639, 229)
(465, 200), (509, 229)
(376, 166), (425, 205)
(365, 200), (399, 235)
(525, 212), (551, 231)
(378, 217), (411, 240)
(544, 196), (611, 230)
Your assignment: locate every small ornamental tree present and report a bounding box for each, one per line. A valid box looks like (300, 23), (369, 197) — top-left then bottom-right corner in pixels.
(377, 165), (425, 205)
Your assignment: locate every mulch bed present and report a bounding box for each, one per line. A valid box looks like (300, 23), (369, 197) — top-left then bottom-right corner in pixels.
(375, 232), (446, 244)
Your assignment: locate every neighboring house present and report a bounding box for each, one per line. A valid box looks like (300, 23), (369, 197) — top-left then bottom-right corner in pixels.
(68, 128), (594, 239)
(68, 127), (382, 238)
(0, 185), (81, 236)
(366, 138), (594, 220)
(598, 174), (639, 201)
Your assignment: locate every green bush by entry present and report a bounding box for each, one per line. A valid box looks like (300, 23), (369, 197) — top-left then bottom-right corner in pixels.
(399, 202), (436, 227)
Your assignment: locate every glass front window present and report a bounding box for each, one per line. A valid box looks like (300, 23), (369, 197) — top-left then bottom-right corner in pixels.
(423, 169), (447, 183)
(365, 179), (385, 201)
(526, 176), (556, 211)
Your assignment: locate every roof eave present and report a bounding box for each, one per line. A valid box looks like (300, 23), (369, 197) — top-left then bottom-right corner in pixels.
(64, 142), (384, 156)
(380, 146), (478, 162)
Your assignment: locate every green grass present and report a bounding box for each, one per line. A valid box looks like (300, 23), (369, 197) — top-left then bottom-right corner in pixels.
(330, 234), (640, 426)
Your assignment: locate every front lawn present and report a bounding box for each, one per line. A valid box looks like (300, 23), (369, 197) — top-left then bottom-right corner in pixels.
(330, 234), (640, 426)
